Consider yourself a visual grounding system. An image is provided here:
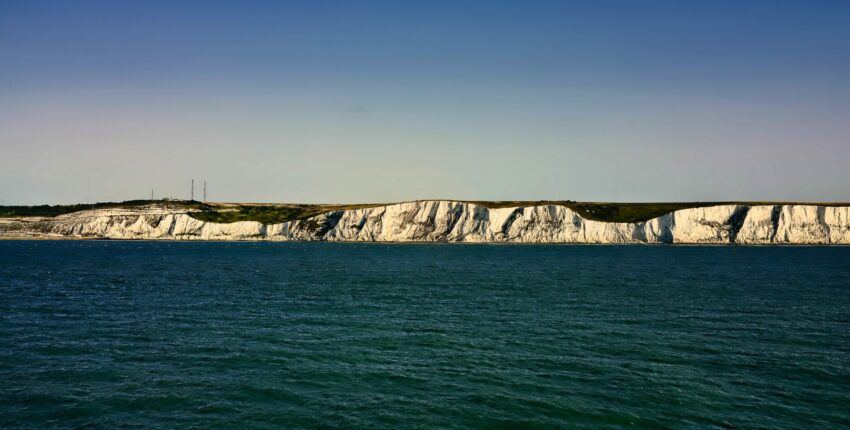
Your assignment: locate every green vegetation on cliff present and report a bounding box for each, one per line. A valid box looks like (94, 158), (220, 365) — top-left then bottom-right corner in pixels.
(2, 200), (848, 224)
(189, 203), (381, 224)
(0, 200), (205, 218)
(471, 201), (735, 224)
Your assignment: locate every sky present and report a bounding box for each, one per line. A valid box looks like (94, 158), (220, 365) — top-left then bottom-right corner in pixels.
(1, 0), (849, 204)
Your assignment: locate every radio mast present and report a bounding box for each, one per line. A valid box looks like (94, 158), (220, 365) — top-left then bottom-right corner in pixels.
(203, 181), (207, 203)
(191, 179), (194, 201)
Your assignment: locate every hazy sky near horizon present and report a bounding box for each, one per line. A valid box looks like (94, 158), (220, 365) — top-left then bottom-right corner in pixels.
(2, 1), (849, 204)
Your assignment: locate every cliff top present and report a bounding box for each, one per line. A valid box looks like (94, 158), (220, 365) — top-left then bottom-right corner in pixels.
(2, 200), (849, 224)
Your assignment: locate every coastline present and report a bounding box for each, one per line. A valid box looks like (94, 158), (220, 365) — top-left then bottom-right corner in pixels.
(3, 200), (850, 245)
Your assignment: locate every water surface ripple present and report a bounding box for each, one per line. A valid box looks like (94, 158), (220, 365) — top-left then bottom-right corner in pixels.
(1, 242), (848, 429)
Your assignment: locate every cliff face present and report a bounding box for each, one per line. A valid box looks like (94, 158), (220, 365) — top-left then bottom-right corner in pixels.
(2, 201), (850, 244)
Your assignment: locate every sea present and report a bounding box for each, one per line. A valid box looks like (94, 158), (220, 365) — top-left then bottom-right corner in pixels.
(1, 241), (848, 429)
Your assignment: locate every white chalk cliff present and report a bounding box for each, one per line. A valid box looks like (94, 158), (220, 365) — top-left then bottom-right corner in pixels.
(2, 201), (850, 244)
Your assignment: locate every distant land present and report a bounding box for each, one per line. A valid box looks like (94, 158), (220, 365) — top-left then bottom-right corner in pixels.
(1, 200), (849, 244)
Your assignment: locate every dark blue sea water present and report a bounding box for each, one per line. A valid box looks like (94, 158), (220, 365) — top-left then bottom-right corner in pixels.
(1, 241), (848, 429)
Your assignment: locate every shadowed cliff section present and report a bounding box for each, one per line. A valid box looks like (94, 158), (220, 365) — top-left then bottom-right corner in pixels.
(727, 206), (752, 243)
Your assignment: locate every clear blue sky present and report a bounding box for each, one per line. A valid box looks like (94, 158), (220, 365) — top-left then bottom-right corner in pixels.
(1, 0), (848, 204)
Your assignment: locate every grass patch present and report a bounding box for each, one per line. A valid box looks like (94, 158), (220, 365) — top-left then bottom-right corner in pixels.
(464, 200), (728, 223)
(190, 205), (324, 224)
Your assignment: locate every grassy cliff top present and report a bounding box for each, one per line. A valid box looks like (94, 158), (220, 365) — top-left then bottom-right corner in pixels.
(0, 200), (202, 218)
(2, 200), (848, 224)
